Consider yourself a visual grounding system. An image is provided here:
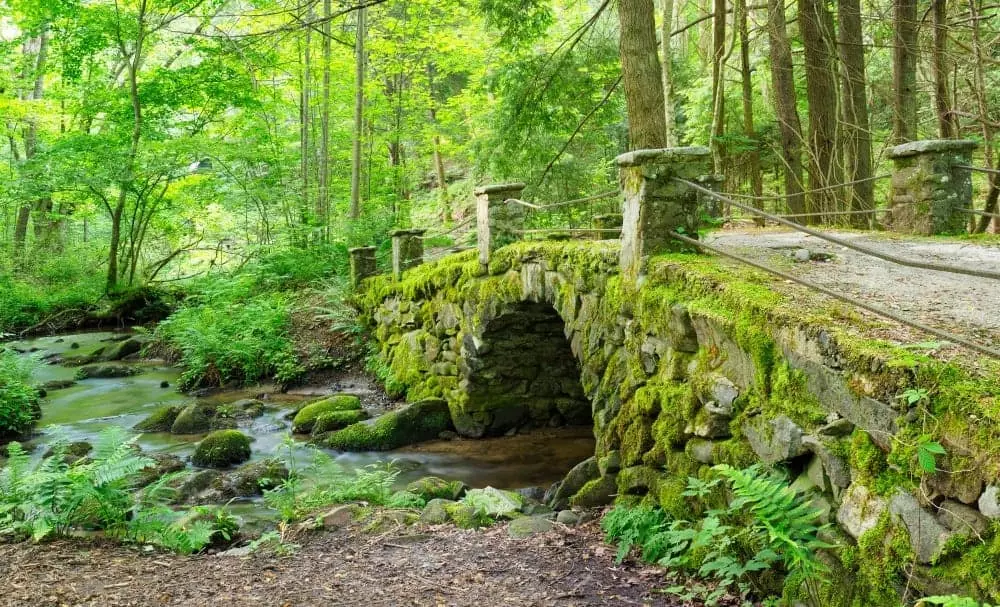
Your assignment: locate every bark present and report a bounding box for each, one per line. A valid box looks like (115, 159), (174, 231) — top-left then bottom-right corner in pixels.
(737, 0), (763, 225)
(317, 0), (332, 236)
(797, 0), (841, 219)
(660, 0), (677, 146)
(301, 7), (313, 232)
(967, 0), (997, 233)
(709, 0), (727, 171)
(618, 0), (667, 149)
(893, 0), (918, 143)
(767, 0), (806, 215)
(838, 0), (874, 225)
(350, 7), (367, 220)
(932, 0), (958, 138)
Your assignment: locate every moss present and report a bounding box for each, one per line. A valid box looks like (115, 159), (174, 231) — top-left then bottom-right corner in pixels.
(323, 399), (452, 451)
(853, 511), (914, 606)
(134, 405), (182, 432)
(192, 430), (252, 468)
(170, 403), (213, 434)
(311, 409), (370, 435)
(570, 475), (618, 508)
(405, 476), (468, 501)
(445, 502), (492, 529)
(931, 521), (1000, 602)
(848, 430), (887, 483)
(291, 395), (362, 434)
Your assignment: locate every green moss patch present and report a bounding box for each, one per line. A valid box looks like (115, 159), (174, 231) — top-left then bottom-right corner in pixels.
(291, 394), (363, 434)
(192, 430), (252, 468)
(322, 399), (452, 451)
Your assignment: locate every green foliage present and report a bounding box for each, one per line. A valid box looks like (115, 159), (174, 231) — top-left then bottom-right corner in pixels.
(0, 428), (233, 553)
(263, 438), (400, 523)
(601, 465), (832, 606)
(0, 350), (39, 438)
(0, 249), (105, 333)
(919, 598), (996, 607)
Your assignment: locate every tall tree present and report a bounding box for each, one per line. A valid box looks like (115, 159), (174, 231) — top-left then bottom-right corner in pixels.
(660, 0), (676, 146)
(350, 7), (367, 220)
(737, 0), (762, 216)
(709, 0), (727, 170)
(893, 0), (918, 143)
(317, 0), (332, 236)
(932, 0), (958, 138)
(838, 0), (874, 224)
(767, 0), (806, 215)
(797, 0), (841, 219)
(617, 0), (667, 149)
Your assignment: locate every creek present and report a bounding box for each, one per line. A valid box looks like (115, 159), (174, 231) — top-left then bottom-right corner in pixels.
(5, 331), (595, 516)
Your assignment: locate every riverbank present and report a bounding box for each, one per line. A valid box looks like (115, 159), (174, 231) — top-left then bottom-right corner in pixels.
(0, 516), (686, 607)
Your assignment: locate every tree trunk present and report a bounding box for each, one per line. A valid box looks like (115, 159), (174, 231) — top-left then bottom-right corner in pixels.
(893, 0), (918, 143)
(797, 0), (841, 219)
(301, 8), (312, 234)
(737, 0), (762, 225)
(660, 0), (676, 146)
(967, 0), (997, 233)
(350, 7), (367, 220)
(767, 0), (806, 216)
(932, 0), (958, 138)
(838, 0), (874, 225)
(317, 0), (331, 237)
(618, 0), (667, 150)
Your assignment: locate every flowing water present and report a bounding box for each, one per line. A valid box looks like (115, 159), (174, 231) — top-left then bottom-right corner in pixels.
(4, 331), (595, 514)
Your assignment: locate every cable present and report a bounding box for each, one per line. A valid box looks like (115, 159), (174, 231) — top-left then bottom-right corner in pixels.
(504, 190), (618, 210)
(668, 231), (1000, 360)
(958, 208), (1000, 220)
(675, 178), (1000, 281)
(776, 208), (889, 219)
(956, 165), (1000, 176)
(724, 174), (892, 201)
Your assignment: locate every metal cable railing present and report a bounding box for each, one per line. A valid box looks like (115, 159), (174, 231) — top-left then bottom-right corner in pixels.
(958, 208), (1000, 220)
(957, 164), (1000, 176)
(723, 173), (892, 201)
(504, 190), (618, 210)
(675, 178), (1000, 281)
(667, 230), (1000, 359)
(419, 217), (475, 241)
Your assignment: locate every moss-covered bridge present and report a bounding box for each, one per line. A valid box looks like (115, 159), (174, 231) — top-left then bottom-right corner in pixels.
(354, 238), (1000, 604)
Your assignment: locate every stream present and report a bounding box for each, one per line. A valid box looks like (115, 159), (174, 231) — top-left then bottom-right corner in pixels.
(5, 331), (595, 517)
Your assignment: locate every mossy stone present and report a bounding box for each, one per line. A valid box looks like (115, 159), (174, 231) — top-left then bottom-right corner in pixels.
(292, 394), (363, 434)
(569, 474), (617, 508)
(322, 399), (453, 451)
(134, 405), (182, 432)
(171, 403), (213, 434)
(192, 430), (252, 468)
(445, 502), (489, 529)
(406, 476), (468, 501)
(420, 499), (453, 525)
(311, 409), (370, 435)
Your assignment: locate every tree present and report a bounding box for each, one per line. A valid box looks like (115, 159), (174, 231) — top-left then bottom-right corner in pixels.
(767, 0), (806, 216)
(838, 0), (874, 223)
(617, 0), (667, 150)
(893, 0), (918, 143)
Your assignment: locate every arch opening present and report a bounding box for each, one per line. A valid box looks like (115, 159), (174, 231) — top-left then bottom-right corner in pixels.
(463, 301), (590, 437)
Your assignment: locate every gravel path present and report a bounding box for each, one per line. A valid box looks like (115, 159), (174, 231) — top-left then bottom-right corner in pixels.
(706, 228), (1000, 353)
(0, 520), (699, 607)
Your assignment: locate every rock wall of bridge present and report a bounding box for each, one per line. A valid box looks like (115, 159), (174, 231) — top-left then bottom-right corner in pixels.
(358, 240), (1000, 604)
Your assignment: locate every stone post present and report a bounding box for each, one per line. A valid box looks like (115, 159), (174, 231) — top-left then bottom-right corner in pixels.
(390, 228), (426, 280)
(592, 213), (623, 240)
(887, 139), (977, 235)
(348, 246), (377, 289)
(475, 182), (526, 270)
(617, 147), (712, 281)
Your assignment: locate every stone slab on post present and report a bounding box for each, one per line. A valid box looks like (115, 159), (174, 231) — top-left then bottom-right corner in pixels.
(617, 147), (712, 282)
(475, 183), (526, 270)
(592, 213), (623, 240)
(390, 228), (426, 280)
(348, 246), (377, 289)
(887, 139), (977, 235)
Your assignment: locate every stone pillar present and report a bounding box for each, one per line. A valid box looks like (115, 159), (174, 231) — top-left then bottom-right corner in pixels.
(390, 229), (426, 280)
(592, 213), (623, 240)
(617, 147), (712, 281)
(348, 246), (377, 289)
(887, 139), (977, 235)
(475, 182), (526, 270)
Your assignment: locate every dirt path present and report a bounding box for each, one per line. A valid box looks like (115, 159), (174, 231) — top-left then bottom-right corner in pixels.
(0, 520), (687, 607)
(707, 228), (1000, 353)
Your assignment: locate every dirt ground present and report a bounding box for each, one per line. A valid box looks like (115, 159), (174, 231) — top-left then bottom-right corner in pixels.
(708, 227), (1000, 354)
(0, 519), (701, 607)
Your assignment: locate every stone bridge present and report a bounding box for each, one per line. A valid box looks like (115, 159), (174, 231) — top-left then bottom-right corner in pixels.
(358, 238), (1000, 604)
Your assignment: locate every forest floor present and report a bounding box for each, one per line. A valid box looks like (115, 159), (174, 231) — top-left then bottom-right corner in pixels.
(0, 518), (700, 607)
(709, 227), (1000, 354)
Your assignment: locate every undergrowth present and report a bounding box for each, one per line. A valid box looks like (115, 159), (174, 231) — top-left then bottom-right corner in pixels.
(0, 350), (39, 438)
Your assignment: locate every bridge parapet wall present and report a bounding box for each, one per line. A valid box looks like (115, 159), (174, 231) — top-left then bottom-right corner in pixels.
(358, 241), (1000, 603)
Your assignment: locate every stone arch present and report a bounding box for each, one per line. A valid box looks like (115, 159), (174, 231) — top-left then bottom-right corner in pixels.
(452, 300), (590, 438)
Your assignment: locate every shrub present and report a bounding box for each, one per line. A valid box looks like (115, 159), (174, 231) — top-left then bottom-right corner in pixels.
(0, 351), (40, 439)
(191, 430), (252, 468)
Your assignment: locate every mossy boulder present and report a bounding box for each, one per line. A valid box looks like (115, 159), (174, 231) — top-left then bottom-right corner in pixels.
(215, 399), (267, 424)
(75, 364), (141, 379)
(445, 502), (490, 529)
(462, 487), (524, 519)
(215, 458), (288, 497)
(311, 409), (370, 436)
(43, 441), (92, 465)
(406, 476), (468, 501)
(420, 499), (454, 525)
(292, 394), (363, 434)
(100, 336), (147, 361)
(322, 398), (453, 451)
(569, 474), (618, 508)
(171, 403), (213, 434)
(508, 515), (555, 539)
(134, 405), (183, 432)
(191, 430), (252, 468)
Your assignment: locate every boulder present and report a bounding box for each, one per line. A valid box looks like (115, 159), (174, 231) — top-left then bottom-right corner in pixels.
(569, 475), (618, 508)
(936, 500), (990, 537)
(320, 504), (359, 529)
(137, 452), (186, 487)
(548, 456), (600, 509)
(508, 516), (554, 538)
(43, 441), (92, 465)
(556, 510), (581, 526)
(134, 405), (183, 432)
(445, 502), (488, 529)
(406, 476), (469, 501)
(322, 399), (453, 452)
(292, 394), (363, 434)
(889, 490), (954, 564)
(462, 487), (524, 519)
(39, 380), (76, 392)
(311, 409), (370, 435)
(419, 499), (453, 525)
(171, 404), (213, 434)
(75, 364), (141, 380)
(101, 337), (147, 361)
(214, 458), (288, 497)
(978, 485), (1000, 519)
(191, 430), (252, 468)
